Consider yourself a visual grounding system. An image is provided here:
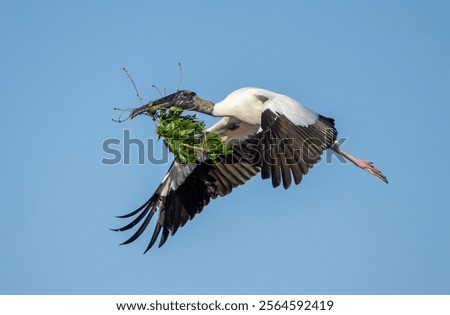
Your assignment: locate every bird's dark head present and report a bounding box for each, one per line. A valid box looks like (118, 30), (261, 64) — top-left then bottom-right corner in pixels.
(130, 90), (198, 119)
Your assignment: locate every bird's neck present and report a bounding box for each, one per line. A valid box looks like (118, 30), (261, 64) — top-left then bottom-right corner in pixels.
(193, 96), (215, 116)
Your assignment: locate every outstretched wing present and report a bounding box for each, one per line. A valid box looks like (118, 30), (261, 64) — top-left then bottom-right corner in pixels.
(113, 120), (260, 253)
(249, 94), (338, 189)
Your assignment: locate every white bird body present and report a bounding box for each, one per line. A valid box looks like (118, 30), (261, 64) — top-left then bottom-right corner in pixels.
(212, 87), (318, 127)
(213, 87), (265, 125)
(115, 87), (388, 253)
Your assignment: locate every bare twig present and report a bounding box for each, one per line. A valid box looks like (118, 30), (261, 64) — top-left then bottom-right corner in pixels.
(115, 63), (184, 124)
(112, 107), (134, 123)
(177, 62), (183, 91)
(123, 68), (144, 106)
(152, 84), (164, 97)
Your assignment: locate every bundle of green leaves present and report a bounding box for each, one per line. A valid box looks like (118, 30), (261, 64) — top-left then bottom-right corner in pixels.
(145, 103), (232, 164)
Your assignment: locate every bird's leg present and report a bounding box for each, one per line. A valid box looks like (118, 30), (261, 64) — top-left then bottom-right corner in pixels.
(331, 141), (388, 183)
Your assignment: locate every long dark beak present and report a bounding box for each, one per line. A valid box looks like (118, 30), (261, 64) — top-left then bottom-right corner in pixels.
(130, 103), (152, 119)
(130, 94), (177, 119)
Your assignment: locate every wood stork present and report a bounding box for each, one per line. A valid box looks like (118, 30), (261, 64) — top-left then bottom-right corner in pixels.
(114, 87), (388, 253)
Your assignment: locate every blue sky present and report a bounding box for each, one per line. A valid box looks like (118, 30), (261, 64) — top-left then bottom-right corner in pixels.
(1, 0), (449, 294)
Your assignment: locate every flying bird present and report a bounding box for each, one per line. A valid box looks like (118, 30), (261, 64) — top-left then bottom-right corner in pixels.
(114, 87), (388, 253)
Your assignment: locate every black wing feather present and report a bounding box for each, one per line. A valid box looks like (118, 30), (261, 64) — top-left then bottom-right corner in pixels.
(114, 145), (259, 253)
(256, 110), (337, 188)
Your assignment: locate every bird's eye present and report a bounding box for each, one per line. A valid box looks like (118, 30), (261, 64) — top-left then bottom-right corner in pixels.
(181, 91), (196, 98)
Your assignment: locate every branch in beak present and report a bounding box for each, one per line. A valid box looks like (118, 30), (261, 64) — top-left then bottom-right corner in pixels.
(129, 95), (176, 119)
(128, 90), (196, 119)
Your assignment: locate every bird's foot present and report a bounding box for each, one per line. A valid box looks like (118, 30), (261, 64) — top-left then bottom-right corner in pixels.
(331, 143), (389, 184)
(353, 159), (388, 183)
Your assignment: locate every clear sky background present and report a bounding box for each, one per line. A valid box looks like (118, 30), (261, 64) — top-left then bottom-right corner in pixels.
(1, 0), (449, 294)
